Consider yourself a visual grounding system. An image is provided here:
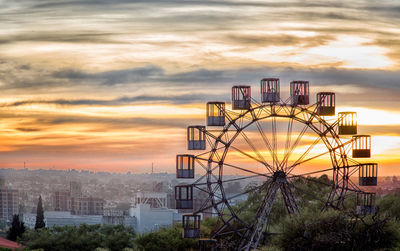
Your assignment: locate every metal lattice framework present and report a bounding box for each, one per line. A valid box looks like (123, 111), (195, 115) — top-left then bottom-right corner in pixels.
(175, 78), (378, 250)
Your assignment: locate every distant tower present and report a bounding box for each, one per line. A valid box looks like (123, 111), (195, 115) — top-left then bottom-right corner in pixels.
(152, 163), (154, 174)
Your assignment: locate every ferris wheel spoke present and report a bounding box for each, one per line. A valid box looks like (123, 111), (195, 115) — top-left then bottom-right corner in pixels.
(195, 146), (226, 158)
(287, 137), (356, 175)
(210, 213), (246, 240)
(280, 123), (308, 171)
(194, 158), (217, 178)
(229, 145), (274, 173)
(224, 110), (273, 172)
(282, 107), (295, 170)
(205, 136), (222, 162)
(295, 175), (334, 188)
(347, 178), (361, 192)
(238, 129), (272, 170)
(192, 173), (207, 185)
(202, 128), (229, 147)
(306, 101), (319, 115)
(214, 228), (248, 238)
(271, 115), (278, 170)
(197, 184), (263, 213)
(195, 156), (271, 178)
(346, 164), (361, 178)
(288, 167), (335, 178)
(211, 216), (237, 238)
(288, 179), (335, 209)
(194, 185), (223, 201)
(253, 119), (276, 171)
(222, 161), (272, 178)
(285, 136), (323, 174)
(192, 166), (219, 186)
(193, 174), (262, 186)
(197, 193), (217, 214)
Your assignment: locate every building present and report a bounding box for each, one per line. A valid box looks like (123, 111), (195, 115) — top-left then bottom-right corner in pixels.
(129, 203), (179, 233)
(70, 181), (82, 198)
(102, 210), (136, 228)
(22, 211), (135, 229)
(134, 192), (167, 208)
(23, 211), (101, 228)
(71, 197), (104, 215)
(53, 191), (70, 211)
(52, 182), (104, 215)
(0, 189), (18, 221)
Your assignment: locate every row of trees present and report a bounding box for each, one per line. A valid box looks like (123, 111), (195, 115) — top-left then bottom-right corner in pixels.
(15, 224), (197, 251)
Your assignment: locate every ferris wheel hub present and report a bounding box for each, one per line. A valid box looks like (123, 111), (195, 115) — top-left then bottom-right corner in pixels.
(272, 170), (286, 182)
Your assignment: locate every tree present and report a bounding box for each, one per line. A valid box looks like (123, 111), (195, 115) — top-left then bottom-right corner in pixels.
(7, 214), (26, 241)
(270, 209), (400, 251)
(136, 224), (198, 251)
(35, 195), (45, 229)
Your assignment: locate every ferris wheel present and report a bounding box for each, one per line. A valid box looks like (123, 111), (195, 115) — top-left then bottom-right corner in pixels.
(174, 78), (378, 250)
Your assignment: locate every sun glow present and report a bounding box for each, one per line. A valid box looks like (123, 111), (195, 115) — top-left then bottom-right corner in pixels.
(337, 107), (400, 126)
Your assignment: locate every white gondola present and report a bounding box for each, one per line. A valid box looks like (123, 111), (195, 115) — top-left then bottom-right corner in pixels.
(176, 154), (195, 179)
(206, 102), (225, 126)
(187, 126), (206, 150)
(352, 135), (371, 158)
(290, 80), (309, 105)
(182, 214), (201, 238)
(316, 92), (335, 116)
(338, 112), (357, 135)
(261, 78), (280, 103)
(359, 163), (378, 186)
(356, 192), (376, 215)
(232, 85), (251, 110)
(175, 185), (193, 209)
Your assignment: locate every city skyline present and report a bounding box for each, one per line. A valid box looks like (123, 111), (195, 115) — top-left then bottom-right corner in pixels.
(0, 0), (400, 175)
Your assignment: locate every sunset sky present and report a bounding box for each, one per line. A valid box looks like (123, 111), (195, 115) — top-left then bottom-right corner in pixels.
(0, 0), (399, 175)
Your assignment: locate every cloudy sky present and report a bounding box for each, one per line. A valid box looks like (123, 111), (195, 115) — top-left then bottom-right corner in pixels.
(0, 0), (399, 175)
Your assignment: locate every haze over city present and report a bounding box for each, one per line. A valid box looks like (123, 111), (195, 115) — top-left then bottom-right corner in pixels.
(0, 0), (399, 175)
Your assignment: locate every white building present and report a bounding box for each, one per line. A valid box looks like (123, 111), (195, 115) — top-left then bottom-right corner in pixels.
(129, 204), (179, 233)
(23, 211), (135, 229)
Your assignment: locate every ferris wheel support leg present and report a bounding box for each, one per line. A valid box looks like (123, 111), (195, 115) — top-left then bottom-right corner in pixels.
(238, 182), (280, 251)
(281, 182), (299, 215)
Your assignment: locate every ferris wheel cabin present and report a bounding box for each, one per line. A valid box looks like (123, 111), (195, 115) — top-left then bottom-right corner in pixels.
(338, 112), (357, 135)
(187, 126), (206, 150)
(175, 184), (193, 209)
(176, 154), (195, 179)
(290, 80), (309, 105)
(261, 78), (280, 103)
(352, 135), (371, 158)
(206, 102), (225, 126)
(356, 192), (376, 215)
(316, 92), (335, 116)
(182, 214), (201, 238)
(232, 85), (251, 110)
(359, 163), (378, 186)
